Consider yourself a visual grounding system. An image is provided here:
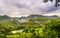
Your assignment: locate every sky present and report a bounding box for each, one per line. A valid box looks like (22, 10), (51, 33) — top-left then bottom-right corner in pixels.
(0, 0), (60, 17)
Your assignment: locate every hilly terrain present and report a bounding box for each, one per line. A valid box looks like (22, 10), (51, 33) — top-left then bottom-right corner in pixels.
(0, 15), (60, 38)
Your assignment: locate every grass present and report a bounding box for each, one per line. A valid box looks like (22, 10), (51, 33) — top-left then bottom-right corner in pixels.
(7, 34), (20, 38)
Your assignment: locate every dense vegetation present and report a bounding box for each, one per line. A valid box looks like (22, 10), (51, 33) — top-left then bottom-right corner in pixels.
(0, 15), (60, 38)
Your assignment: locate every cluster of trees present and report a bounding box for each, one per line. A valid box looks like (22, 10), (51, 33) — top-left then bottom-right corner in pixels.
(0, 15), (60, 38)
(20, 18), (60, 38)
(0, 19), (21, 38)
(6, 18), (60, 38)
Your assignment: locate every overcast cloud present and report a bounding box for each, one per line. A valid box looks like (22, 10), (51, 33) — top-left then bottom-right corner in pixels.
(0, 0), (60, 17)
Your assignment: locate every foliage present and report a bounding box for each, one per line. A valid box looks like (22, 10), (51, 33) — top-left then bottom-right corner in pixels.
(0, 16), (60, 38)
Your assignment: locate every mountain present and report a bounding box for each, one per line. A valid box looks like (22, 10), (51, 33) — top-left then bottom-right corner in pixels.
(0, 14), (59, 22)
(0, 15), (11, 20)
(14, 14), (59, 22)
(27, 14), (58, 19)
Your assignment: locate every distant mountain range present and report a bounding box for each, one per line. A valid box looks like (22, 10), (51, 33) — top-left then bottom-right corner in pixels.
(0, 14), (59, 21)
(16, 14), (58, 20)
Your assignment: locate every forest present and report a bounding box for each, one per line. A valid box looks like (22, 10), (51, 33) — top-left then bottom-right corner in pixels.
(0, 15), (60, 38)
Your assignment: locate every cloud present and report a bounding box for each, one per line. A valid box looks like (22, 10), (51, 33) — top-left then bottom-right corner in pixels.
(0, 0), (60, 17)
(44, 10), (60, 16)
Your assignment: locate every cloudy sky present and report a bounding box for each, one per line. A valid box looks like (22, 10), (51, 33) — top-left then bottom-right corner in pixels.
(0, 0), (60, 17)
